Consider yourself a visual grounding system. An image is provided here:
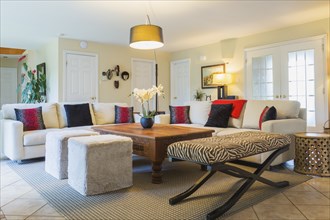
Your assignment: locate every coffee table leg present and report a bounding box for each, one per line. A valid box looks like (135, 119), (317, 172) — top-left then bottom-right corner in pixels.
(152, 161), (163, 184)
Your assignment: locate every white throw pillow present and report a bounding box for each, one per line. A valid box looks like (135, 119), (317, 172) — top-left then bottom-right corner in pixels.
(92, 103), (128, 125)
(185, 101), (212, 125)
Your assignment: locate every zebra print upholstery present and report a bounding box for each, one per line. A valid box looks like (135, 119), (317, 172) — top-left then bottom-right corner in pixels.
(167, 131), (291, 165)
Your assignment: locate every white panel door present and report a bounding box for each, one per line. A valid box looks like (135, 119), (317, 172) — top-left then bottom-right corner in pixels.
(0, 67), (17, 107)
(170, 59), (190, 105)
(64, 53), (98, 102)
(131, 59), (155, 112)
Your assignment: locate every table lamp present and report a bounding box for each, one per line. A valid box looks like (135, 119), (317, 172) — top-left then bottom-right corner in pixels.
(212, 72), (232, 99)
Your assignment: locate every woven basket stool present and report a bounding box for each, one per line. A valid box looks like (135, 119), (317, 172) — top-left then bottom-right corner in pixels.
(167, 131), (291, 220)
(68, 134), (133, 196)
(45, 130), (99, 179)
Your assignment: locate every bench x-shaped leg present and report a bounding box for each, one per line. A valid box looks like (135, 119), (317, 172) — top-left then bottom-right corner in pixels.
(169, 145), (290, 220)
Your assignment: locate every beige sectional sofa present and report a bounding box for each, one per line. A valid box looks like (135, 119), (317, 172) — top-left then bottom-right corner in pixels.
(1, 102), (129, 161)
(155, 100), (307, 166)
(1, 100), (306, 166)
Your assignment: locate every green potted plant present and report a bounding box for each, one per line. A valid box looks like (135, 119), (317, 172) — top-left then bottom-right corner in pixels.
(19, 63), (46, 103)
(193, 88), (205, 101)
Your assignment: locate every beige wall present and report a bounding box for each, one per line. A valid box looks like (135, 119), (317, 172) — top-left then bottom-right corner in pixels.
(171, 18), (330, 119)
(58, 38), (171, 111)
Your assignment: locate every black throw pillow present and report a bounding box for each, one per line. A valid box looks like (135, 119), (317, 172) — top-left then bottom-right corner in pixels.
(259, 106), (277, 129)
(204, 104), (233, 128)
(64, 103), (93, 127)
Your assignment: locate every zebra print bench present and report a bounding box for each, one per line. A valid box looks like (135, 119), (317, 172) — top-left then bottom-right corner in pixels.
(167, 131), (291, 220)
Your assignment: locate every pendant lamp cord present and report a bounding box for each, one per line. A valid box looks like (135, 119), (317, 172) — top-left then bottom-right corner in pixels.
(145, 14), (159, 112)
(146, 15), (151, 25)
(154, 49), (158, 112)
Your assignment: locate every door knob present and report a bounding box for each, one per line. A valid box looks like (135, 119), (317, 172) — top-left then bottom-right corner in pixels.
(275, 95), (279, 98)
(174, 97), (177, 99)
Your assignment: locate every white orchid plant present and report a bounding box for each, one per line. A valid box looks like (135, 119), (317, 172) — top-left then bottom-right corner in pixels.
(132, 84), (165, 118)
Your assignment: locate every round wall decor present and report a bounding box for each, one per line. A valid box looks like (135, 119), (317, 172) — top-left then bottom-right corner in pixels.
(121, 71), (130, 80)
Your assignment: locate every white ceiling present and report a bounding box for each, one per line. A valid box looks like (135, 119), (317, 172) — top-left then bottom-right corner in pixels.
(1, 1), (329, 52)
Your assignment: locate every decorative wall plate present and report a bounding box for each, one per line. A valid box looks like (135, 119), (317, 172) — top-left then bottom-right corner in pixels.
(121, 71), (129, 81)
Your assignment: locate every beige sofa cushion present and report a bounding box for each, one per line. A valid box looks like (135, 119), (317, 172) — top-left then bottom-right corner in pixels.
(242, 100), (301, 129)
(57, 103), (95, 128)
(186, 101), (211, 125)
(92, 103), (128, 125)
(2, 103), (60, 128)
(23, 128), (60, 146)
(185, 101), (245, 128)
(228, 103), (246, 128)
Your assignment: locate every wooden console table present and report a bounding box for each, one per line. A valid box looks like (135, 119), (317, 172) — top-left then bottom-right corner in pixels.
(93, 124), (214, 184)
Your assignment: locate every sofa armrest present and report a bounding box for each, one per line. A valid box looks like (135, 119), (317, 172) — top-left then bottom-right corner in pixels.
(262, 118), (306, 134)
(154, 114), (170, 124)
(2, 119), (24, 160)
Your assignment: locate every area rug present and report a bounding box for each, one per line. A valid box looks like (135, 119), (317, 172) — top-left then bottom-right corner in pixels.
(8, 156), (311, 220)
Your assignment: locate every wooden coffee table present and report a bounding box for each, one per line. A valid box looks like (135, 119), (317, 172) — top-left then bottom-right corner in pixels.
(93, 123), (214, 184)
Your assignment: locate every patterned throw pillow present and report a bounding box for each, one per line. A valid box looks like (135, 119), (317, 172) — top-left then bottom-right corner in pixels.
(114, 105), (135, 123)
(169, 106), (191, 124)
(15, 107), (46, 131)
(259, 106), (277, 129)
(204, 104), (233, 128)
(64, 103), (93, 127)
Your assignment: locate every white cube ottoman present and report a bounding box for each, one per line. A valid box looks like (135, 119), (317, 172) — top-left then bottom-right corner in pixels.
(68, 134), (133, 196)
(45, 130), (99, 179)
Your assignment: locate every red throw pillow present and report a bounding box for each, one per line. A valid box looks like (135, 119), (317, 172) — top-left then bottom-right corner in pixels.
(115, 105), (135, 123)
(259, 106), (277, 129)
(14, 107), (46, 131)
(212, 99), (247, 119)
(169, 106), (191, 124)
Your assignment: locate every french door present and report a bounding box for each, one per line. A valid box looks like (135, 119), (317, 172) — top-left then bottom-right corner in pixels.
(245, 35), (327, 131)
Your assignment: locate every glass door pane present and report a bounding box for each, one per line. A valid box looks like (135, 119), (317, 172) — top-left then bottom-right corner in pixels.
(287, 49), (316, 126)
(252, 55), (273, 100)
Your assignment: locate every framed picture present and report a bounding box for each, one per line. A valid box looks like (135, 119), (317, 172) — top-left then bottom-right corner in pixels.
(36, 62), (46, 101)
(201, 64), (226, 89)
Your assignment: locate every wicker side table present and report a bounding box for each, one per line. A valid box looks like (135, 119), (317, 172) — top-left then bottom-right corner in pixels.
(294, 132), (330, 177)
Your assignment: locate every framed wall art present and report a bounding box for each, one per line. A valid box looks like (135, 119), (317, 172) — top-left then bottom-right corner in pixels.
(36, 62), (46, 101)
(201, 63), (226, 89)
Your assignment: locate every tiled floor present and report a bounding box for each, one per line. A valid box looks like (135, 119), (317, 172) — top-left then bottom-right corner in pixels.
(1, 159), (329, 220)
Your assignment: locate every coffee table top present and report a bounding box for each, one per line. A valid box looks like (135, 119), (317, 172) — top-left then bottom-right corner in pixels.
(93, 123), (214, 140)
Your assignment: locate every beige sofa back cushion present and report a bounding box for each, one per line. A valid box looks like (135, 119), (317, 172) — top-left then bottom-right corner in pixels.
(185, 101), (244, 128)
(1, 103), (60, 128)
(186, 101), (211, 125)
(242, 100), (301, 129)
(57, 103), (95, 128)
(92, 103), (128, 125)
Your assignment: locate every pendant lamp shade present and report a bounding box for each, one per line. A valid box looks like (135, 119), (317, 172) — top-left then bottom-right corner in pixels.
(129, 24), (164, 50)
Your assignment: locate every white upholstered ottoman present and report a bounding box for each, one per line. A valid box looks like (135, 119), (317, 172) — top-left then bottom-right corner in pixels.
(68, 134), (133, 196)
(45, 130), (99, 179)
